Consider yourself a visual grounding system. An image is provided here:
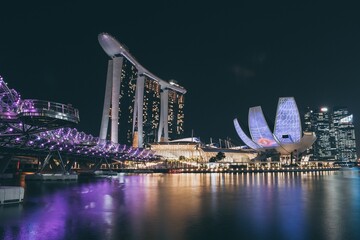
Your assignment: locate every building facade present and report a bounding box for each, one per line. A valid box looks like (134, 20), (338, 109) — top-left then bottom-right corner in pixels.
(142, 77), (161, 144)
(98, 33), (186, 147)
(118, 58), (137, 145)
(303, 106), (357, 161)
(332, 107), (357, 161)
(168, 88), (185, 140)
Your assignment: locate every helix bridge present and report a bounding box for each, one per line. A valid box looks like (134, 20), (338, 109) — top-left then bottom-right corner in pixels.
(0, 75), (154, 173)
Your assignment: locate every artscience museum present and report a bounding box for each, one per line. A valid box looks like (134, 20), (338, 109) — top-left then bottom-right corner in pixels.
(234, 97), (316, 161)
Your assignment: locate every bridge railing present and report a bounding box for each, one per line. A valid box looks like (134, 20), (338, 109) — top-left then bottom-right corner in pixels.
(19, 99), (80, 123)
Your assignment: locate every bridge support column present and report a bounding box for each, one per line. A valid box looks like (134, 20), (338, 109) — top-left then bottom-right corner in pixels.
(65, 159), (75, 172)
(37, 151), (68, 174)
(27, 151), (77, 181)
(0, 154), (12, 174)
(90, 157), (113, 172)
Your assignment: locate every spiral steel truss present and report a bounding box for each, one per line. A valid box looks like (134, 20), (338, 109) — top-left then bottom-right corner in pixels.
(0, 76), (154, 161)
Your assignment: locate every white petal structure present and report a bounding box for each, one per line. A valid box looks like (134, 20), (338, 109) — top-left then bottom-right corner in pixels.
(233, 118), (263, 151)
(234, 97), (316, 154)
(274, 97), (301, 143)
(248, 106), (280, 148)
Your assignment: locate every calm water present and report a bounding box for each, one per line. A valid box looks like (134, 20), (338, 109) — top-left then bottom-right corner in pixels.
(1, 170), (360, 240)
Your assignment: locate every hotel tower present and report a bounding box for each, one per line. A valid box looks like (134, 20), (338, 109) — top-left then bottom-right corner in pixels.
(98, 33), (186, 147)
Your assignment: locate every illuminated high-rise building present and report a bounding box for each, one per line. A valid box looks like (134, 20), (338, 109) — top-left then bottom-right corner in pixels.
(303, 106), (357, 161)
(142, 77), (161, 144)
(118, 58), (137, 145)
(168, 85), (185, 140)
(98, 33), (186, 147)
(305, 107), (335, 160)
(332, 107), (357, 161)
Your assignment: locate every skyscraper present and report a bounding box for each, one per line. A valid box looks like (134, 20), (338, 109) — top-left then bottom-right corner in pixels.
(98, 33), (186, 147)
(332, 107), (357, 161)
(117, 58), (137, 145)
(303, 106), (357, 161)
(142, 77), (161, 144)
(168, 85), (185, 140)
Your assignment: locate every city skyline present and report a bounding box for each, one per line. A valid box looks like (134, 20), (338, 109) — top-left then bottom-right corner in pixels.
(304, 106), (357, 161)
(1, 2), (360, 151)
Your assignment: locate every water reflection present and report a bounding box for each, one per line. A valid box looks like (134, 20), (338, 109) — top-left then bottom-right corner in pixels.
(0, 170), (360, 240)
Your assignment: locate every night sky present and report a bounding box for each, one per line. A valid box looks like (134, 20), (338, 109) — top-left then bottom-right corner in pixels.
(1, 2), (360, 148)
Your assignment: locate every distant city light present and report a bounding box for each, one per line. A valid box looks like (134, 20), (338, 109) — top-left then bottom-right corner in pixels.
(320, 107), (328, 112)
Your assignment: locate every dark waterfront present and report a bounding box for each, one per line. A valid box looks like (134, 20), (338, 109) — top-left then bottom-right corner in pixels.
(1, 170), (360, 240)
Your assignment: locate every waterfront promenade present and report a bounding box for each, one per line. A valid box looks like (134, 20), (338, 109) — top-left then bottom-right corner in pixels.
(118, 166), (341, 174)
(95, 159), (342, 174)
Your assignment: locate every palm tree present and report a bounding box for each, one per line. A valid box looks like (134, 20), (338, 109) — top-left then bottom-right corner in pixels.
(216, 151), (226, 161)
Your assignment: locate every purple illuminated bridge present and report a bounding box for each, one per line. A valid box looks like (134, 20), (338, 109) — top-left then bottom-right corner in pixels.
(0, 75), (154, 173)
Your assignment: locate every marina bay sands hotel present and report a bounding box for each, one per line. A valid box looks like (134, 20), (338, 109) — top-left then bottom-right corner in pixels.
(98, 33), (186, 148)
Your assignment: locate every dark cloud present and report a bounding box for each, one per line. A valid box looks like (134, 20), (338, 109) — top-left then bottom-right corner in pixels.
(231, 65), (256, 80)
(252, 53), (267, 65)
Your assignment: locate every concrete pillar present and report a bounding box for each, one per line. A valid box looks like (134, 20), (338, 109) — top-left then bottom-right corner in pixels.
(158, 87), (169, 142)
(0, 155), (12, 174)
(110, 57), (123, 143)
(99, 60), (113, 140)
(134, 73), (145, 148)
